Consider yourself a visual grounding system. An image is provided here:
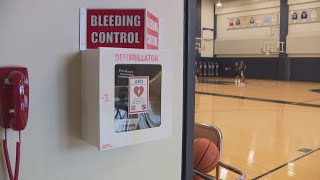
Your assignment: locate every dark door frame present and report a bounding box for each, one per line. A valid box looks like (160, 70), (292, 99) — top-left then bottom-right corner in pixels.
(181, 0), (196, 179)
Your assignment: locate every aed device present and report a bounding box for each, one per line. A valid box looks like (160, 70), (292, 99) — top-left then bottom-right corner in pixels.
(0, 67), (29, 180)
(81, 48), (173, 151)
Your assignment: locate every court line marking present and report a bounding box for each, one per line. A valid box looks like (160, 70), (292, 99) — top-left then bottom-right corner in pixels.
(292, 98), (320, 104)
(195, 92), (320, 108)
(251, 148), (320, 180)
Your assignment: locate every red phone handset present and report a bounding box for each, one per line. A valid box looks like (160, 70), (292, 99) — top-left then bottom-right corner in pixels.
(7, 71), (29, 131)
(0, 67), (29, 180)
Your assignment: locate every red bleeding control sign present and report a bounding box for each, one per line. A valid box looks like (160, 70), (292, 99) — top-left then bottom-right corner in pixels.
(83, 9), (159, 50)
(146, 11), (159, 50)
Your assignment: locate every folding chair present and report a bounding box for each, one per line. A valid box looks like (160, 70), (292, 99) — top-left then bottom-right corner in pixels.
(193, 123), (246, 180)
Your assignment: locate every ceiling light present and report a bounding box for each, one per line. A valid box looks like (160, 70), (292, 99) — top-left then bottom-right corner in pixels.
(216, 0), (222, 7)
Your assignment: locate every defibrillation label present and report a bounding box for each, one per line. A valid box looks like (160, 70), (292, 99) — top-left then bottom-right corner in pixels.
(128, 76), (149, 114)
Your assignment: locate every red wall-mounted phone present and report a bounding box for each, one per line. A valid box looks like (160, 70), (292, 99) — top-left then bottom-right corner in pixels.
(0, 67), (29, 180)
(0, 67), (29, 131)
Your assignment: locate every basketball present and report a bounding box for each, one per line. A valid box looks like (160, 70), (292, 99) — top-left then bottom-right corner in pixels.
(193, 138), (220, 173)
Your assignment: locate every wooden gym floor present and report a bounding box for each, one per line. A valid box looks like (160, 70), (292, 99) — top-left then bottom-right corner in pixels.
(195, 77), (320, 180)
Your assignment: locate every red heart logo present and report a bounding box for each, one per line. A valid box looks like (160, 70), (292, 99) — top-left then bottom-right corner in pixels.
(134, 86), (144, 97)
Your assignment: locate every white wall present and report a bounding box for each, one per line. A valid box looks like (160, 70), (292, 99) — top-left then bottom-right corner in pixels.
(201, 0), (214, 57)
(0, 0), (184, 180)
(215, 0), (280, 57)
(287, 0), (320, 56)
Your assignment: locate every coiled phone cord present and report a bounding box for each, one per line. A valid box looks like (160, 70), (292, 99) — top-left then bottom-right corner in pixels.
(3, 129), (21, 180)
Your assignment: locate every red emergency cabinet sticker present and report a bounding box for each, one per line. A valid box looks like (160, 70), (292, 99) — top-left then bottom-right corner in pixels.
(86, 9), (145, 49)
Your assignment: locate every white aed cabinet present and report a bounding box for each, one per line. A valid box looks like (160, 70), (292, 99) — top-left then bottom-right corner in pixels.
(81, 48), (173, 151)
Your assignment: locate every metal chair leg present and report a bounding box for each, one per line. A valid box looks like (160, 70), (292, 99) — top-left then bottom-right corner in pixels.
(216, 165), (220, 180)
